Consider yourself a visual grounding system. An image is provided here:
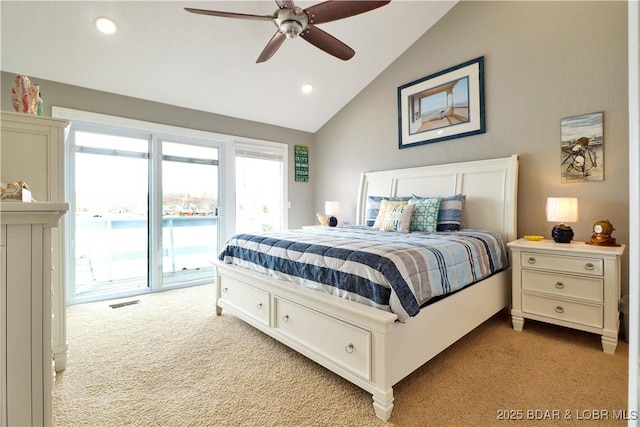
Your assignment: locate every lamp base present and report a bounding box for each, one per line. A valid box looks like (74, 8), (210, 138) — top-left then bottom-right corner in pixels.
(551, 224), (574, 243)
(328, 216), (337, 227)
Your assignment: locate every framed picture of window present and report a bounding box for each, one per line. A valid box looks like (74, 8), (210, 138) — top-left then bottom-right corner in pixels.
(398, 57), (485, 149)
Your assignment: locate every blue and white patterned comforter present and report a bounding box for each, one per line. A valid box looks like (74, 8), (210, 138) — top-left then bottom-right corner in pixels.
(218, 226), (509, 322)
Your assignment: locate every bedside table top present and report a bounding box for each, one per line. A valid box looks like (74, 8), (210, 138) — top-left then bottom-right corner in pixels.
(508, 238), (625, 256)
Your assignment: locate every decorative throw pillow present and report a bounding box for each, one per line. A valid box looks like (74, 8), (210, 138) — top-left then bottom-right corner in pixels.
(365, 196), (384, 226)
(366, 196), (411, 227)
(372, 199), (410, 229)
(437, 194), (466, 231)
(378, 203), (415, 233)
(411, 193), (466, 231)
(408, 196), (441, 232)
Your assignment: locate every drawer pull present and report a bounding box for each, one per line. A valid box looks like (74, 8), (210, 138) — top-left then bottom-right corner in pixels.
(345, 344), (354, 354)
(527, 257), (536, 264)
(222, 287), (229, 293)
(256, 303), (263, 310)
(584, 263), (595, 271)
(282, 315), (289, 323)
(555, 306), (564, 314)
(555, 282), (565, 289)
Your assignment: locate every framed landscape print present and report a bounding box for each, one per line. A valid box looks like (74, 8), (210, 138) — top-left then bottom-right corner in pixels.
(560, 112), (604, 183)
(398, 57), (485, 149)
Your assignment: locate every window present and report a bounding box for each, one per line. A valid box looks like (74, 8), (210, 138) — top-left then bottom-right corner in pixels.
(54, 108), (287, 304)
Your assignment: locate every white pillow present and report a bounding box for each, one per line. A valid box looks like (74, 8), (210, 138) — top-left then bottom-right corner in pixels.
(378, 203), (415, 233)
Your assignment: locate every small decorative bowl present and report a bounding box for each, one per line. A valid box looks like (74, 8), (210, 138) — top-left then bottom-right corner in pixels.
(524, 235), (544, 241)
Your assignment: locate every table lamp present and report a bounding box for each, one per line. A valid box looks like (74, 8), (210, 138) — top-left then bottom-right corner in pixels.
(546, 197), (578, 243)
(325, 201), (340, 227)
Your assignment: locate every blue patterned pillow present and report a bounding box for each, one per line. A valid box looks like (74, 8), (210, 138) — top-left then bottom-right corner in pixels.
(408, 196), (441, 232)
(411, 193), (466, 231)
(436, 194), (466, 231)
(365, 195), (411, 226)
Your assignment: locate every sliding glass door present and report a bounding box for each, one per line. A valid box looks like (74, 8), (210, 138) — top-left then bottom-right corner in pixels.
(161, 141), (218, 286)
(73, 130), (150, 298)
(68, 127), (222, 303)
(60, 108), (288, 305)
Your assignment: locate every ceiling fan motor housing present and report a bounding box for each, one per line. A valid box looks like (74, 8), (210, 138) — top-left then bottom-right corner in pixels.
(274, 7), (309, 38)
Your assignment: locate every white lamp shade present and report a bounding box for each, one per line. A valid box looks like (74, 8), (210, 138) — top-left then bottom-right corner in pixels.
(324, 201), (340, 216)
(546, 197), (578, 223)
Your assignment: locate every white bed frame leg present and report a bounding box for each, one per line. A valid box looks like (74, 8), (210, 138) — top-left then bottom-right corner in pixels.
(372, 388), (394, 421)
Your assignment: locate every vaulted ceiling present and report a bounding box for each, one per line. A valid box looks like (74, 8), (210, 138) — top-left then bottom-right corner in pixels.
(1, 1), (457, 133)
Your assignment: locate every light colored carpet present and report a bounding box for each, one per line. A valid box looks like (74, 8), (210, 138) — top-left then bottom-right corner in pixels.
(53, 283), (628, 426)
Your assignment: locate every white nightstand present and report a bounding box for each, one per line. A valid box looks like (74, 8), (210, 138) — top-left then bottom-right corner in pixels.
(507, 238), (625, 354)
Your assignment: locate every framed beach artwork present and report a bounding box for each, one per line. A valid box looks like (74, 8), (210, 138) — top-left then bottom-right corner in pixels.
(398, 57), (485, 149)
(560, 112), (604, 183)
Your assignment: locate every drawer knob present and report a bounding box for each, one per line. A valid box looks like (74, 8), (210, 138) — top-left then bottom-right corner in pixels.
(555, 282), (565, 289)
(555, 306), (564, 314)
(256, 303), (263, 310)
(584, 263), (595, 271)
(222, 287), (229, 293)
(282, 315), (289, 323)
(345, 344), (354, 354)
(527, 257), (536, 264)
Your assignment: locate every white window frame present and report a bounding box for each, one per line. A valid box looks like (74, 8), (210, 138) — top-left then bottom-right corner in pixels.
(53, 107), (288, 303)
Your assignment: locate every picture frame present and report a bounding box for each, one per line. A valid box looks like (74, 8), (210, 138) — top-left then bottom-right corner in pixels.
(560, 112), (604, 183)
(398, 56), (485, 149)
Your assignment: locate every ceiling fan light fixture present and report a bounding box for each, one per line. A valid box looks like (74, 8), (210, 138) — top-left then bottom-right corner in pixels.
(280, 20), (303, 39)
(95, 17), (117, 35)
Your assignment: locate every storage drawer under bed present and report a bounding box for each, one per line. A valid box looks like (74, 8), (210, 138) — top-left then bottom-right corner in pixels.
(218, 276), (270, 326)
(274, 296), (372, 380)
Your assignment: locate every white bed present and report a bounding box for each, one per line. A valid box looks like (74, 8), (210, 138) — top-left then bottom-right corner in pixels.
(214, 155), (519, 420)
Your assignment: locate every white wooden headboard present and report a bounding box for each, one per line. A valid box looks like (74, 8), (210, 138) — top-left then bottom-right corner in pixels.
(356, 155), (519, 243)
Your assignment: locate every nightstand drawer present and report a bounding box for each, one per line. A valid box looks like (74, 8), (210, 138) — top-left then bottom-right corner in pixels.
(522, 270), (603, 303)
(521, 252), (603, 276)
(522, 294), (603, 328)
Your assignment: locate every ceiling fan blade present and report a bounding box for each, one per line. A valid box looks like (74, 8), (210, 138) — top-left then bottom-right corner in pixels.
(184, 8), (274, 22)
(304, 1), (390, 25)
(275, 0), (296, 10)
(256, 31), (287, 63)
(300, 25), (354, 61)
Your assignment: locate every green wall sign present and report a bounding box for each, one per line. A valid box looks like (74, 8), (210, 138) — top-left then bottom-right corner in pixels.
(294, 145), (309, 182)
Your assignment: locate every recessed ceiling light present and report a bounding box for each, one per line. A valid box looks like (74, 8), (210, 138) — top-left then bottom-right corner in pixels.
(95, 17), (117, 35)
(301, 84), (313, 94)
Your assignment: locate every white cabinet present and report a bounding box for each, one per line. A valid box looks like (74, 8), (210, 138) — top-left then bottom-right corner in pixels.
(1, 111), (70, 371)
(0, 202), (68, 426)
(508, 238), (625, 354)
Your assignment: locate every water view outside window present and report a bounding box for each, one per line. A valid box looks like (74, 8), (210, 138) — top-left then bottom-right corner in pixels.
(73, 132), (220, 299)
(161, 141), (218, 285)
(74, 132), (150, 297)
(71, 128), (284, 302)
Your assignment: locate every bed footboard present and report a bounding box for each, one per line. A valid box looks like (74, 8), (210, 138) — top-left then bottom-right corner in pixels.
(214, 262), (511, 420)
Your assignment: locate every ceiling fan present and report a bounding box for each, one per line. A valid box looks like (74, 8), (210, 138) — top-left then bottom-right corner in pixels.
(184, 1), (391, 63)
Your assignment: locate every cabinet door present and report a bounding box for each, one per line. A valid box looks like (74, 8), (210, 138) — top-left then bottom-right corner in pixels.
(0, 113), (67, 202)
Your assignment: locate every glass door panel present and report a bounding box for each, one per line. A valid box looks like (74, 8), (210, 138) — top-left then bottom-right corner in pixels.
(161, 141), (218, 286)
(73, 132), (149, 298)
